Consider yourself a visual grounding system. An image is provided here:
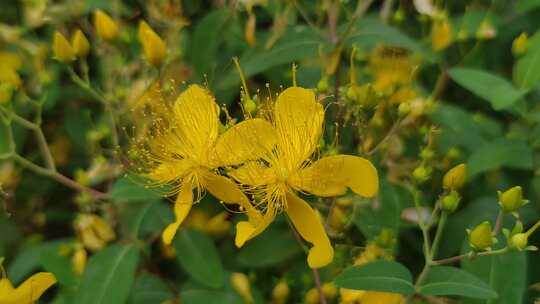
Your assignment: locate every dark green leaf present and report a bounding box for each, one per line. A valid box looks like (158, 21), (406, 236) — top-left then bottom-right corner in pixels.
(181, 289), (242, 304)
(173, 229), (224, 288)
(334, 260), (415, 295)
(77, 244), (140, 304)
(128, 272), (172, 304)
(418, 266), (498, 299)
(449, 67), (527, 110)
(122, 201), (172, 240)
(237, 226), (301, 268)
(466, 138), (533, 178)
(110, 176), (162, 203)
(190, 10), (229, 78)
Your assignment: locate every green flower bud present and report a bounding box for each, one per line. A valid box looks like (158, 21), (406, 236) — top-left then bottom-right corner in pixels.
(441, 190), (461, 213)
(420, 148), (434, 160)
(510, 233), (528, 250)
(512, 32), (528, 56)
(498, 186), (528, 213)
(413, 165), (431, 183)
(443, 163), (466, 190)
(398, 101), (411, 117)
(317, 77), (329, 93)
(468, 221), (493, 251)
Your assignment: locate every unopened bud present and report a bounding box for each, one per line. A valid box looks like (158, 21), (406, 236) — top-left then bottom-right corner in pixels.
(322, 282), (337, 299)
(53, 31), (75, 63)
(468, 221), (493, 251)
(512, 32), (528, 56)
(272, 280), (289, 304)
(498, 186), (528, 213)
(317, 77), (329, 93)
(94, 9), (118, 41)
(398, 101), (411, 117)
(72, 247), (87, 274)
(431, 19), (453, 51)
(231, 272), (253, 304)
(138, 20), (167, 67)
(510, 233), (528, 250)
(71, 29), (90, 58)
(413, 165), (431, 183)
(304, 288), (319, 304)
(441, 190), (461, 213)
(443, 163), (466, 190)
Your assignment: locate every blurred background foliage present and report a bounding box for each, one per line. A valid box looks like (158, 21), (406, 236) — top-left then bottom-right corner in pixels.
(1, 0), (540, 303)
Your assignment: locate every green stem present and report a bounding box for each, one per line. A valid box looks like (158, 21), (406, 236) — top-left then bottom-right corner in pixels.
(430, 211), (448, 260)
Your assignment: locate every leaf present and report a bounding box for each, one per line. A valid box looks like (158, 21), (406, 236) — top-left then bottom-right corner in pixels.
(181, 289), (242, 304)
(462, 246), (527, 304)
(466, 138), (533, 178)
(122, 201), (172, 240)
(514, 30), (540, 89)
(448, 67), (527, 110)
(354, 180), (406, 239)
(40, 240), (77, 288)
(173, 229), (225, 288)
(218, 26), (324, 90)
(77, 244), (140, 304)
(128, 272), (172, 304)
(110, 176), (162, 203)
(190, 10), (229, 78)
(237, 226), (302, 268)
(418, 266), (498, 299)
(334, 260), (415, 295)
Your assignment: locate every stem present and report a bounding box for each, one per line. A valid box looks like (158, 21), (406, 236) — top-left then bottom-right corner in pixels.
(493, 209), (504, 236)
(430, 211), (447, 260)
(432, 248), (510, 266)
(312, 268), (327, 304)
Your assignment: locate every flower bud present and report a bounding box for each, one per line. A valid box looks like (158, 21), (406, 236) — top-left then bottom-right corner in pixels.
(441, 190), (461, 213)
(322, 282), (337, 300)
(443, 163), (466, 190)
(231, 272), (253, 304)
(245, 13), (256, 48)
(138, 20), (167, 67)
(72, 247), (87, 275)
(510, 233), (528, 250)
(431, 19), (453, 51)
(242, 97), (257, 114)
(94, 9), (118, 41)
(498, 186), (528, 213)
(53, 31), (75, 63)
(468, 221), (493, 251)
(0, 83), (14, 104)
(304, 288), (319, 304)
(512, 32), (528, 56)
(71, 29), (90, 58)
(272, 280), (289, 304)
(398, 101), (411, 117)
(317, 77), (329, 93)
(413, 165), (431, 183)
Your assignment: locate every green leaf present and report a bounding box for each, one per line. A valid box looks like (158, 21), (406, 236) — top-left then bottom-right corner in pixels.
(237, 225), (302, 268)
(122, 201), (172, 240)
(110, 176), (162, 203)
(190, 10), (229, 78)
(128, 272), (172, 304)
(354, 180), (406, 239)
(418, 266), (498, 299)
(77, 244), (140, 304)
(181, 289), (242, 304)
(448, 67), (527, 110)
(514, 30), (540, 89)
(466, 138), (533, 178)
(40, 240), (77, 288)
(462, 247), (527, 304)
(334, 260), (415, 295)
(173, 229), (225, 288)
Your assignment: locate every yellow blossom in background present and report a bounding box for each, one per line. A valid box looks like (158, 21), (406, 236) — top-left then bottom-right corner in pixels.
(74, 213), (116, 251)
(231, 272), (254, 303)
(137, 85), (276, 245)
(230, 87), (379, 268)
(369, 48), (415, 94)
(272, 280), (289, 304)
(94, 9), (118, 41)
(138, 20), (167, 66)
(52, 31), (75, 63)
(0, 162), (19, 189)
(71, 29), (90, 58)
(431, 19), (453, 51)
(71, 246), (87, 275)
(0, 272), (56, 304)
(184, 209), (231, 237)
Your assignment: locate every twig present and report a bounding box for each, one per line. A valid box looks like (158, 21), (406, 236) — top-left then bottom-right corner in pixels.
(312, 268), (327, 304)
(493, 209), (504, 236)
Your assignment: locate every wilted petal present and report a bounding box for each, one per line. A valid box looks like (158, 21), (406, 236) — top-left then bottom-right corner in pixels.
(294, 155), (378, 198)
(285, 192), (333, 268)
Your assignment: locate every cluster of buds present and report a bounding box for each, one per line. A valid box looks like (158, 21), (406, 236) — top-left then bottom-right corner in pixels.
(74, 213), (116, 252)
(52, 29), (90, 63)
(440, 163), (466, 212)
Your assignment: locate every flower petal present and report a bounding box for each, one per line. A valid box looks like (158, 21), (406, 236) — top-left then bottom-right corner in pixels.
(229, 161), (275, 187)
(212, 118), (277, 166)
(147, 159), (193, 184)
(235, 205), (276, 248)
(294, 155), (379, 198)
(7, 272), (56, 303)
(285, 192), (333, 268)
(274, 87), (324, 169)
(162, 181), (194, 245)
(171, 85), (219, 163)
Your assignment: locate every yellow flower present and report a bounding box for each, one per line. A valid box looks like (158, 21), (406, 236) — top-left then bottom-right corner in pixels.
(52, 31), (75, 63)
(138, 85), (276, 245)
(138, 20), (167, 66)
(94, 9), (118, 41)
(74, 213), (116, 251)
(71, 29), (90, 58)
(468, 221), (493, 251)
(0, 52), (21, 71)
(369, 47), (415, 94)
(431, 19), (453, 51)
(72, 247), (87, 275)
(443, 163), (466, 190)
(0, 272), (56, 304)
(230, 272), (253, 303)
(230, 87), (379, 268)
(272, 280), (289, 304)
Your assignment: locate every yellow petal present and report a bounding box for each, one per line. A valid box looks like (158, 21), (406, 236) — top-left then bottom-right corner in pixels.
(71, 29), (90, 58)
(138, 20), (167, 66)
(274, 87), (324, 169)
(360, 291), (404, 304)
(229, 161), (275, 187)
(213, 118), (276, 166)
(52, 31), (75, 63)
(172, 85), (219, 164)
(94, 9), (118, 41)
(294, 155), (378, 198)
(2, 272), (57, 304)
(147, 159), (193, 183)
(162, 181), (194, 245)
(235, 205), (275, 248)
(285, 192), (333, 268)
(0, 278), (15, 294)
